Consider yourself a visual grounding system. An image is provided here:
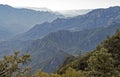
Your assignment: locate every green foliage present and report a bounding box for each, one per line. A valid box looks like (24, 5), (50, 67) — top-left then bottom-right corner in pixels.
(56, 30), (120, 77)
(61, 68), (84, 77)
(0, 51), (85, 77)
(0, 51), (31, 77)
(56, 55), (76, 74)
(56, 53), (89, 74)
(86, 48), (120, 77)
(102, 30), (120, 70)
(34, 70), (49, 77)
(1, 29), (120, 77)
(34, 68), (84, 77)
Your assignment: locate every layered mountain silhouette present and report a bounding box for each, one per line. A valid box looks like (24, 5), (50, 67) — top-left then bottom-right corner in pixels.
(58, 9), (91, 17)
(23, 23), (120, 72)
(0, 4), (63, 40)
(14, 6), (120, 41)
(0, 6), (120, 73)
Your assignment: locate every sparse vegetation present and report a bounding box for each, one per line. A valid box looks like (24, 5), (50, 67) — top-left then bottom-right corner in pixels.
(0, 30), (120, 77)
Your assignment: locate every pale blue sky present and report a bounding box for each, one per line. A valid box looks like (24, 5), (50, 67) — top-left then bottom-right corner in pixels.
(0, 0), (120, 11)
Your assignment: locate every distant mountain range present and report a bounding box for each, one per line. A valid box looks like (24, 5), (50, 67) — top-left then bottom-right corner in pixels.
(58, 9), (91, 17)
(14, 6), (120, 41)
(24, 7), (52, 12)
(24, 23), (120, 72)
(26, 22), (120, 54)
(0, 4), (63, 40)
(0, 6), (120, 73)
(21, 7), (91, 17)
(0, 22), (120, 73)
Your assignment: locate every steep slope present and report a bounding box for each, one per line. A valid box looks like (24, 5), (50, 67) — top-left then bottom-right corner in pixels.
(15, 6), (120, 40)
(56, 29), (120, 75)
(1, 6), (120, 73)
(25, 23), (120, 55)
(23, 23), (120, 73)
(0, 25), (12, 40)
(31, 50), (69, 73)
(1, 13), (120, 73)
(0, 21), (120, 73)
(0, 4), (63, 35)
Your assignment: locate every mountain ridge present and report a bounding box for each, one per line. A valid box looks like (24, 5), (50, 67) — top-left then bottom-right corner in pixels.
(0, 6), (120, 73)
(0, 4), (63, 39)
(14, 6), (120, 41)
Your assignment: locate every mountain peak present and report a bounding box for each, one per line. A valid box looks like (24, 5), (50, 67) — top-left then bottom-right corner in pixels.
(109, 6), (120, 9)
(0, 4), (13, 8)
(89, 6), (120, 13)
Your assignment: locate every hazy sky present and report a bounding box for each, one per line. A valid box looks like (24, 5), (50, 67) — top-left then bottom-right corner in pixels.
(0, 0), (120, 11)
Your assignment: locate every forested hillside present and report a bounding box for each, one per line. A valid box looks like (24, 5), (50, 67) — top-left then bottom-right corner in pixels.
(21, 23), (120, 72)
(56, 30), (120, 77)
(0, 0), (120, 76)
(0, 6), (120, 73)
(0, 26), (120, 77)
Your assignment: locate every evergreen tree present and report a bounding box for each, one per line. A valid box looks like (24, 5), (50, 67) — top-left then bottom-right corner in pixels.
(102, 30), (120, 71)
(86, 48), (120, 77)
